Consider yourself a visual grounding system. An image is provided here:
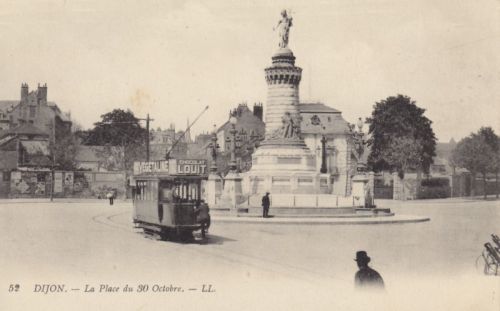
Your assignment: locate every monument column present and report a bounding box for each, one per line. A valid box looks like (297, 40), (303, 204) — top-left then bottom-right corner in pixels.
(245, 10), (317, 196)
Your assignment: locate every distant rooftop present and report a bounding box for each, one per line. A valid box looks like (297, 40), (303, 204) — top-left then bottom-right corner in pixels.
(0, 100), (19, 112)
(298, 102), (341, 114)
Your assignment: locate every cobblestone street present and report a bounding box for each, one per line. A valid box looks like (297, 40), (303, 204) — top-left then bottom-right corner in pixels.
(1, 199), (499, 310)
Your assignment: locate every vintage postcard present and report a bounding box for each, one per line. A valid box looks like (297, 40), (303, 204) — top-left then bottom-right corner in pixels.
(0, 1), (499, 310)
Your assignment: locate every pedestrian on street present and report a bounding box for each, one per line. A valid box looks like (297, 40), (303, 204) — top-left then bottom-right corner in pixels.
(262, 192), (270, 218)
(354, 250), (385, 290)
(107, 190), (114, 206)
(195, 200), (211, 238)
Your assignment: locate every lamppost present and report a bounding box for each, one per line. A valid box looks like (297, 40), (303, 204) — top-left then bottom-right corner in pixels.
(320, 135), (327, 174)
(209, 125), (219, 173)
(219, 115), (243, 213)
(354, 117), (367, 173)
(229, 115), (238, 172)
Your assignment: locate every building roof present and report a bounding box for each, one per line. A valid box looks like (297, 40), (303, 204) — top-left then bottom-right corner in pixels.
(300, 112), (350, 135)
(47, 102), (71, 122)
(20, 140), (50, 156)
(0, 100), (19, 112)
(298, 102), (341, 114)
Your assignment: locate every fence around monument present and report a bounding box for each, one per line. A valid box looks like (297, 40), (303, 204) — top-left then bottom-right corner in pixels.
(243, 193), (360, 208)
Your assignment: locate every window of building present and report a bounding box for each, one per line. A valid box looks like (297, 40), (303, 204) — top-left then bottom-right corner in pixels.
(29, 106), (36, 118)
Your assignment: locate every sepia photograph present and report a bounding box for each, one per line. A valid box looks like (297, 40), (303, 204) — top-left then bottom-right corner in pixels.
(0, 1), (499, 310)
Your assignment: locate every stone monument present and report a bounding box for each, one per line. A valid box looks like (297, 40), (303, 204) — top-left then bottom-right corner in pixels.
(245, 10), (319, 195)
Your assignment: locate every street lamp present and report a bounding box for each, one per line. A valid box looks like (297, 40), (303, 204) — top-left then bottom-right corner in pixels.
(210, 124), (219, 173)
(229, 116), (238, 172)
(320, 135), (327, 174)
(356, 117), (364, 133)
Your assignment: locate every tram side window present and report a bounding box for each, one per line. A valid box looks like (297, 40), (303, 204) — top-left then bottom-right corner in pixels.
(159, 180), (174, 203)
(172, 180), (201, 202)
(136, 181), (147, 200)
(146, 180), (158, 201)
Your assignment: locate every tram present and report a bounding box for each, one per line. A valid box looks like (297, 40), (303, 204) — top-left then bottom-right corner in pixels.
(132, 158), (210, 241)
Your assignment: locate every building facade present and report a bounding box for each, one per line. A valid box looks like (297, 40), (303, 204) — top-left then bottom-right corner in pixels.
(299, 102), (354, 195)
(149, 124), (190, 160)
(215, 103), (265, 173)
(0, 83), (72, 140)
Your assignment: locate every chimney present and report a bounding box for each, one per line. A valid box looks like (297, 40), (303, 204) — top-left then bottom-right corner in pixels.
(253, 102), (263, 121)
(37, 83), (48, 104)
(20, 83), (29, 102)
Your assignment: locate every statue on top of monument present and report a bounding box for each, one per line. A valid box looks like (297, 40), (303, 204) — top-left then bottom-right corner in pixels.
(275, 10), (293, 49)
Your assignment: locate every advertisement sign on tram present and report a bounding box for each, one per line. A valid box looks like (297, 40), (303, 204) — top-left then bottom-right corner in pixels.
(133, 159), (207, 176)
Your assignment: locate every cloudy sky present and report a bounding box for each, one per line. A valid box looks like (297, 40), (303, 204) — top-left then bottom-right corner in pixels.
(1, 0), (499, 142)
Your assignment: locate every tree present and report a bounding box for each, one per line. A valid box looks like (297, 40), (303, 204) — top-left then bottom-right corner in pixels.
(383, 137), (424, 179)
(366, 94), (436, 178)
(52, 132), (80, 170)
(84, 109), (148, 171)
(478, 127), (500, 198)
(451, 131), (495, 199)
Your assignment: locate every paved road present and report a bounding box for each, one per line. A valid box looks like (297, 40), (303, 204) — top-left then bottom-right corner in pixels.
(0, 199), (499, 310)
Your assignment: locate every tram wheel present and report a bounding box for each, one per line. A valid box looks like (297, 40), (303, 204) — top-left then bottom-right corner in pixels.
(179, 230), (195, 243)
(160, 228), (171, 241)
(143, 228), (162, 241)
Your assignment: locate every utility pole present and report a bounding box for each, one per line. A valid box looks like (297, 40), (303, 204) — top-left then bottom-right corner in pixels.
(102, 114), (154, 161)
(46, 118), (56, 201)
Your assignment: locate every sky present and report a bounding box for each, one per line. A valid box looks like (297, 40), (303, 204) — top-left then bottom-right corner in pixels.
(0, 0), (499, 142)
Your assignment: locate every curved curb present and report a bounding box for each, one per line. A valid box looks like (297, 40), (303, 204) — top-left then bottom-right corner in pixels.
(212, 215), (430, 225)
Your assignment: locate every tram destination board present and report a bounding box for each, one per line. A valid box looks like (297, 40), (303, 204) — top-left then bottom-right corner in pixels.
(133, 159), (208, 176)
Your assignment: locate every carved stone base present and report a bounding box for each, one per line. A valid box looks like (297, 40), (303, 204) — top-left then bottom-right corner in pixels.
(243, 143), (320, 195)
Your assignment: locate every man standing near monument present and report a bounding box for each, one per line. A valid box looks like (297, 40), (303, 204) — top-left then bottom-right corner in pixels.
(262, 192), (270, 218)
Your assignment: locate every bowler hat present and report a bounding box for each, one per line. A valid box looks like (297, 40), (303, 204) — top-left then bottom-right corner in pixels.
(354, 251), (371, 263)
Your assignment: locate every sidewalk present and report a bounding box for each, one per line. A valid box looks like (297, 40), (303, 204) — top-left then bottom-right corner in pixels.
(0, 198), (131, 204)
(375, 197), (500, 208)
(211, 214), (430, 225)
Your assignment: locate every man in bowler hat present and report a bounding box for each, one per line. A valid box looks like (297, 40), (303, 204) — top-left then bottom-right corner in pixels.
(354, 250), (384, 289)
(262, 192), (270, 218)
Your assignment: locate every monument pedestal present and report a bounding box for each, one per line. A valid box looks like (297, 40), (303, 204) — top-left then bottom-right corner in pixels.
(205, 173), (222, 207)
(351, 174), (372, 208)
(245, 143), (318, 195)
(218, 171), (244, 214)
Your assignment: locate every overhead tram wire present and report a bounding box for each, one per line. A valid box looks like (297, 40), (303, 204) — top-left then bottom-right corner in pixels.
(165, 105), (209, 160)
